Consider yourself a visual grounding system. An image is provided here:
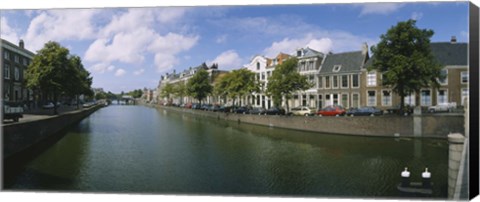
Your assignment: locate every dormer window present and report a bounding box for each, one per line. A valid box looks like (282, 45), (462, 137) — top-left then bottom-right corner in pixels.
(256, 62), (260, 70)
(297, 50), (302, 57)
(333, 65), (341, 72)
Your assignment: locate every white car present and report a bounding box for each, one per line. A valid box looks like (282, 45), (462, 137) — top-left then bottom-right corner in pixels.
(428, 102), (456, 113)
(42, 102), (54, 109)
(290, 106), (315, 116)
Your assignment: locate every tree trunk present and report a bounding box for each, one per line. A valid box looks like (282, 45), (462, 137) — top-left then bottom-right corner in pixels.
(285, 97), (290, 114)
(53, 91), (58, 115)
(415, 90), (420, 107)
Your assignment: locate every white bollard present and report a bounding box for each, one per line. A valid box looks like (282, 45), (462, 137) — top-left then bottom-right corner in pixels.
(422, 167), (431, 188)
(401, 167), (411, 187)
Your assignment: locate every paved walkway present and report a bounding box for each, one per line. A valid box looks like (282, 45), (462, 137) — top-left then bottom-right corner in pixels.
(2, 105), (85, 124)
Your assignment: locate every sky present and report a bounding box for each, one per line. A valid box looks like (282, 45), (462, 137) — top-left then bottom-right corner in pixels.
(0, 1), (470, 94)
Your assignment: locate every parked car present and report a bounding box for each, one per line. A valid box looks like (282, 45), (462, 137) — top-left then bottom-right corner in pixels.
(184, 103), (192, 108)
(386, 104), (414, 115)
(42, 102), (55, 109)
(317, 105), (346, 116)
(3, 101), (23, 122)
(428, 102), (456, 113)
(208, 105), (222, 112)
(192, 103), (201, 109)
(289, 106), (315, 116)
(248, 107), (266, 115)
(234, 106), (249, 114)
(200, 104), (212, 110)
(346, 106), (383, 116)
(265, 107), (286, 115)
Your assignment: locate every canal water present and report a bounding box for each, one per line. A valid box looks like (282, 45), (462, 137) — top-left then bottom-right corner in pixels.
(6, 105), (448, 199)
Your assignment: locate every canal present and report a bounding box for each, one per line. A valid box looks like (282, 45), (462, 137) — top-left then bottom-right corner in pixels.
(5, 105), (449, 199)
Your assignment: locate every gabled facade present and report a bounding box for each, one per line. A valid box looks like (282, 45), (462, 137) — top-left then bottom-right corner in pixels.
(290, 47), (326, 108)
(317, 44), (369, 109)
(1, 39), (35, 104)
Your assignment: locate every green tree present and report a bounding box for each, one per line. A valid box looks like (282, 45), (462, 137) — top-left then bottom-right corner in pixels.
(266, 57), (312, 113)
(26, 41), (71, 115)
(214, 69), (259, 106)
(67, 55), (93, 109)
(369, 20), (442, 110)
(160, 83), (175, 104)
(173, 82), (187, 104)
(187, 69), (212, 105)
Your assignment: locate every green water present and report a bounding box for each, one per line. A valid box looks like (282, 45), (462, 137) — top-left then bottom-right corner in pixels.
(6, 105), (448, 199)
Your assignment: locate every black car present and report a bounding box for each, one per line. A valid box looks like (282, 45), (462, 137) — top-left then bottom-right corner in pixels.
(386, 104), (413, 115)
(200, 104), (212, 110)
(192, 103), (201, 109)
(248, 107), (266, 115)
(234, 106), (249, 114)
(346, 106), (383, 116)
(265, 107), (286, 115)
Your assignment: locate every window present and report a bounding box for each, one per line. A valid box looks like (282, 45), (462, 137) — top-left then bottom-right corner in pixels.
(3, 83), (10, 100)
(367, 90), (376, 106)
(341, 75), (348, 88)
(309, 75), (315, 85)
(461, 71), (468, 83)
(256, 73), (260, 81)
(318, 76), (323, 89)
(266, 71), (271, 78)
(438, 69), (448, 85)
(302, 94), (307, 106)
(461, 88), (468, 105)
(421, 89), (431, 106)
(437, 89), (448, 104)
(4, 64), (10, 79)
(352, 74), (359, 88)
(333, 94), (339, 105)
(14, 67), (20, 81)
(341, 94), (348, 108)
(3, 51), (9, 60)
(23, 58), (28, 66)
(14, 55), (19, 63)
(308, 61), (314, 70)
(404, 93), (416, 106)
(261, 72), (265, 80)
(333, 76), (338, 88)
(325, 76), (330, 88)
(333, 65), (341, 72)
(300, 62), (306, 71)
(352, 93), (360, 108)
(325, 94), (331, 106)
(382, 90), (392, 106)
(256, 62), (260, 70)
(367, 71), (376, 86)
(256, 95), (260, 105)
(318, 95), (323, 109)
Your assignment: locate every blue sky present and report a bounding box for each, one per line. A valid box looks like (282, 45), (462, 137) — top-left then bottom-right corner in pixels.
(0, 1), (469, 94)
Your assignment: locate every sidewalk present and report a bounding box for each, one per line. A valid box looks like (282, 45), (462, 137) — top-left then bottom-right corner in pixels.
(2, 105), (85, 124)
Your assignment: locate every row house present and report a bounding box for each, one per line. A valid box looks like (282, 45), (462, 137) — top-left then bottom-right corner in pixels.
(1, 39), (35, 104)
(290, 47), (326, 108)
(362, 37), (468, 110)
(242, 53), (291, 109)
(157, 63), (226, 105)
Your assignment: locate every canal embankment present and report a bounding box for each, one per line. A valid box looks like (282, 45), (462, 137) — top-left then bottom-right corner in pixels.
(2, 104), (103, 160)
(150, 104), (464, 138)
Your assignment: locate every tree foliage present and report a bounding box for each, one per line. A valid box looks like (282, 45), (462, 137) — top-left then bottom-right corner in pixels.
(369, 20), (442, 108)
(26, 41), (92, 114)
(266, 57), (312, 112)
(127, 89), (143, 98)
(187, 69), (212, 104)
(160, 83), (175, 102)
(213, 69), (259, 105)
(173, 82), (187, 103)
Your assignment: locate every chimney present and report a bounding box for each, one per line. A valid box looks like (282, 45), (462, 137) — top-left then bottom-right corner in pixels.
(451, 36), (457, 44)
(361, 42), (368, 55)
(19, 39), (24, 49)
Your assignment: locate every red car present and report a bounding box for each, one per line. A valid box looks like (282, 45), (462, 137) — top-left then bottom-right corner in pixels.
(317, 105), (346, 116)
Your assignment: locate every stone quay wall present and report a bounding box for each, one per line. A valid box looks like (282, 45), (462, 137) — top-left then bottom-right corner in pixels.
(153, 105), (464, 138)
(2, 105), (102, 159)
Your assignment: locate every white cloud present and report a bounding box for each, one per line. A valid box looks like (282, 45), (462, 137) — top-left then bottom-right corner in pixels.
(89, 63), (115, 74)
(84, 8), (198, 74)
(23, 9), (99, 51)
(207, 50), (243, 70)
(411, 12), (423, 20)
(133, 69), (145, 76)
(359, 3), (404, 16)
(0, 17), (20, 44)
(115, 68), (126, 77)
(263, 32), (377, 58)
(215, 34), (227, 44)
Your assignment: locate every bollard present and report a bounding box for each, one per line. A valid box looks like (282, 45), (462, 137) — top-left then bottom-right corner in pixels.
(401, 167), (410, 187)
(422, 167), (431, 188)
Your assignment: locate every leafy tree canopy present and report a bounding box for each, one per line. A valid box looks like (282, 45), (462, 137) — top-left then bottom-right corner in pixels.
(187, 69), (212, 104)
(266, 57), (312, 111)
(369, 20), (442, 108)
(214, 69), (259, 105)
